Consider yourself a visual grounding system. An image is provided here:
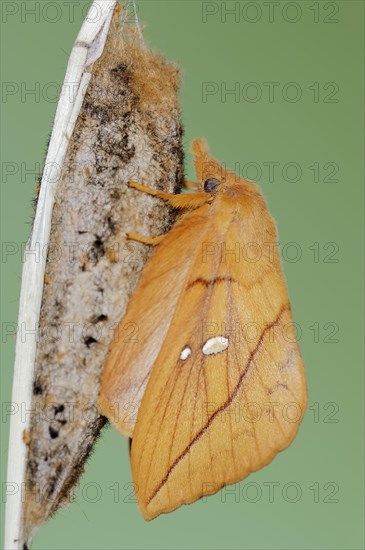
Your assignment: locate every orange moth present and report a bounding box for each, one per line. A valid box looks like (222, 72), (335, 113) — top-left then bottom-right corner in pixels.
(98, 139), (307, 520)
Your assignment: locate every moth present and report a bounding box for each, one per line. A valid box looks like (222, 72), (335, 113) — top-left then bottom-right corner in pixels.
(98, 138), (307, 520)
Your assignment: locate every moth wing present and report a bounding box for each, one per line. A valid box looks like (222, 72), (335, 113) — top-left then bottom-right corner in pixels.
(131, 198), (307, 519)
(98, 211), (210, 436)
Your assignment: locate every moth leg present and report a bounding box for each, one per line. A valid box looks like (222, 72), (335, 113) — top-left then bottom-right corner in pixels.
(127, 232), (165, 246)
(129, 180), (212, 209)
(129, 180), (170, 198)
(183, 180), (201, 191)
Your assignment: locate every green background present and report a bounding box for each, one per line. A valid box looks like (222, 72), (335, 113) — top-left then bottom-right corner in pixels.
(1, 1), (364, 549)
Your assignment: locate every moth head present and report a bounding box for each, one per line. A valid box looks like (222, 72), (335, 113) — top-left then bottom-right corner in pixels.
(192, 138), (259, 197)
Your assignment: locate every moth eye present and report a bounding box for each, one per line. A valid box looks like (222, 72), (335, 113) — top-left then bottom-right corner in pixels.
(204, 178), (220, 193)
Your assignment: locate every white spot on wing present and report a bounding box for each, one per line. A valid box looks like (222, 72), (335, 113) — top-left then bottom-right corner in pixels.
(202, 336), (229, 356)
(180, 346), (191, 361)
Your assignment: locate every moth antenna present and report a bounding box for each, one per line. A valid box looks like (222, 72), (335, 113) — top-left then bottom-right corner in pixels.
(192, 138), (209, 158)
